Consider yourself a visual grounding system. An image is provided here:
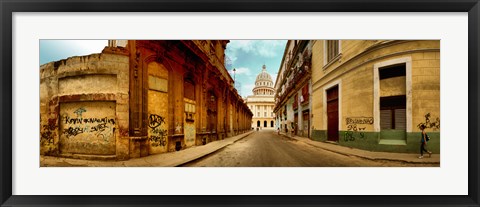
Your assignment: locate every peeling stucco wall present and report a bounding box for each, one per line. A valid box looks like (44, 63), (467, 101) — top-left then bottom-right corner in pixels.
(40, 52), (130, 159)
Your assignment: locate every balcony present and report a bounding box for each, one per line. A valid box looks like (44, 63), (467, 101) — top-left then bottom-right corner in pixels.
(275, 58), (311, 108)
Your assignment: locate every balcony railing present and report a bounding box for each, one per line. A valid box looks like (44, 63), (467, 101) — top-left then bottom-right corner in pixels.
(275, 58), (311, 106)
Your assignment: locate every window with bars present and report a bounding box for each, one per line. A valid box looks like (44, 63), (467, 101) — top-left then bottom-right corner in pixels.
(326, 40), (340, 63)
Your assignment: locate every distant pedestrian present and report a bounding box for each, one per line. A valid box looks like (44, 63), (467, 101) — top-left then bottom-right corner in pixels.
(277, 127), (280, 135)
(419, 125), (432, 159)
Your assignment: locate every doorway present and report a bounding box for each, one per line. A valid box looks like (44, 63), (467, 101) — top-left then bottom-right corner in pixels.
(327, 85), (339, 142)
(303, 110), (310, 138)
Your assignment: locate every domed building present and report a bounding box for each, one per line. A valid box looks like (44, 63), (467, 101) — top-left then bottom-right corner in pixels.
(245, 65), (276, 130)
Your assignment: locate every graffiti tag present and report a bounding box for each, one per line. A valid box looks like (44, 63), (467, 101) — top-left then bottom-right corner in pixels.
(417, 113), (440, 130)
(344, 117), (372, 142)
(74, 107), (86, 117)
(149, 114), (168, 147)
(148, 114), (166, 129)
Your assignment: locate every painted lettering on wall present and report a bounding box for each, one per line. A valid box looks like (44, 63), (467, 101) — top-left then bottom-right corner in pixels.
(61, 107), (115, 141)
(149, 114), (167, 147)
(344, 117), (373, 142)
(346, 117), (374, 125)
(417, 113), (440, 130)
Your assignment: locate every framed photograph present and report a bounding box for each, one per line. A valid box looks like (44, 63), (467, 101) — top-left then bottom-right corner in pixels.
(1, 0), (479, 206)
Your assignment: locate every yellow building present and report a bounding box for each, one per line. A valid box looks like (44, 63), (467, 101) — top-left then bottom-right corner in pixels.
(246, 65), (276, 130)
(310, 40), (440, 153)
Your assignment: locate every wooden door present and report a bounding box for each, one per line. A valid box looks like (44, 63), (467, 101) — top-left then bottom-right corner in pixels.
(327, 86), (339, 142)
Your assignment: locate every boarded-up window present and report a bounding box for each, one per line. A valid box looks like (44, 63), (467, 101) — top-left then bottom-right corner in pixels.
(184, 79), (195, 100)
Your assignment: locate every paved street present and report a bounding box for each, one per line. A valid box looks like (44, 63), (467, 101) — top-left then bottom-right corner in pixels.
(183, 130), (439, 167)
(41, 130), (439, 167)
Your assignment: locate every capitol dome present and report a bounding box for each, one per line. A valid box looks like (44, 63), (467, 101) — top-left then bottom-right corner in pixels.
(253, 65), (275, 96)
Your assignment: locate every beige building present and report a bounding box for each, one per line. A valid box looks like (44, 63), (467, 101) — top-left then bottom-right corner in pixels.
(310, 40), (440, 153)
(246, 65), (276, 130)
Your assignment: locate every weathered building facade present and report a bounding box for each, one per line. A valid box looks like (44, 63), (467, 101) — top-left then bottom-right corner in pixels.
(245, 65), (276, 130)
(310, 40), (440, 153)
(274, 40), (313, 138)
(40, 40), (252, 160)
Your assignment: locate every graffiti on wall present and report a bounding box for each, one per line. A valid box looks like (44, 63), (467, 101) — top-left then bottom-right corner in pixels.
(41, 118), (57, 153)
(148, 114), (165, 129)
(344, 117), (373, 142)
(417, 113), (440, 130)
(149, 114), (168, 147)
(61, 107), (116, 142)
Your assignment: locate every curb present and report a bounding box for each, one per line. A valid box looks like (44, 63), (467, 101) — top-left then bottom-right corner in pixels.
(281, 134), (440, 165)
(174, 131), (255, 166)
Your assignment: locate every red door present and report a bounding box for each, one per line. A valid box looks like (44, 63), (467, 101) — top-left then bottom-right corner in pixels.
(327, 86), (339, 142)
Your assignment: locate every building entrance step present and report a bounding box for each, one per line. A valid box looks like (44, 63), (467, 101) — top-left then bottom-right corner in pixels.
(378, 139), (407, 145)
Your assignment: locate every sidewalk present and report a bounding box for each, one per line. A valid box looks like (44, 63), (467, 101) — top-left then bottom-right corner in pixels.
(279, 132), (440, 164)
(41, 131), (255, 167)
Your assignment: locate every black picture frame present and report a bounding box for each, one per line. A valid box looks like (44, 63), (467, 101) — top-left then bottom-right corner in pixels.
(1, 0), (479, 206)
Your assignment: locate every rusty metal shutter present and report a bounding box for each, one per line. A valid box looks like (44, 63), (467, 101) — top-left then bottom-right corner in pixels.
(394, 109), (406, 130)
(380, 110), (392, 129)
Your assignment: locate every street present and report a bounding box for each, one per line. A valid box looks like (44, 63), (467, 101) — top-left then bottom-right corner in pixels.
(183, 130), (439, 167)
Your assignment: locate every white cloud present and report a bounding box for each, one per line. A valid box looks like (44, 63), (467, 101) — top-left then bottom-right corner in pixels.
(242, 83), (256, 96)
(228, 67), (251, 76)
(70, 40), (108, 54)
(227, 40), (286, 58)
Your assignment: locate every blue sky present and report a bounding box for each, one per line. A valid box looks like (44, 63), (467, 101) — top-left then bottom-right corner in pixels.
(40, 40), (287, 97)
(40, 40), (108, 65)
(225, 40), (287, 97)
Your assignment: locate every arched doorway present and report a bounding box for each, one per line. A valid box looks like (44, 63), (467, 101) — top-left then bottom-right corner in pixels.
(147, 61), (169, 154)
